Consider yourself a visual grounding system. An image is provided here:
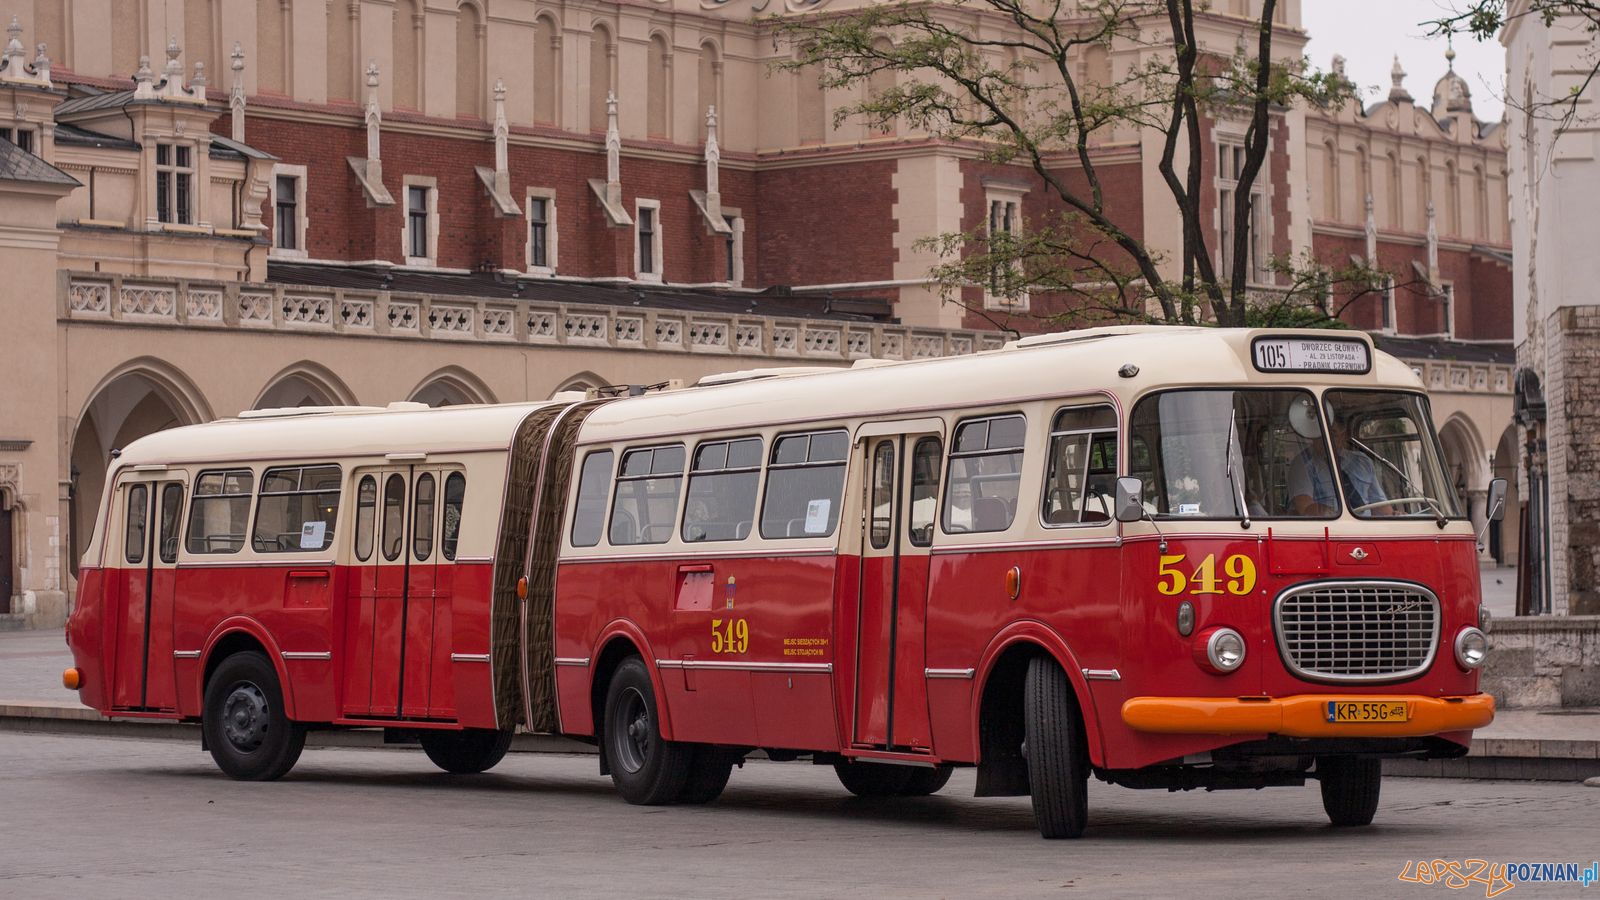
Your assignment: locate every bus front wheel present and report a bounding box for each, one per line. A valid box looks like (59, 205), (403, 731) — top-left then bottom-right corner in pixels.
(420, 728), (514, 774)
(603, 657), (693, 805)
(202, 650), (306, 781)
(1318, 756), (1381, 826)
(1023, 656), (1089, 839)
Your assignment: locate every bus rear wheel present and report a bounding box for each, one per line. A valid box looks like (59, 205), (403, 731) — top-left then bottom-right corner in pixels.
(420, 728), (514, 774)
(1024, 656), (1089, 839)
(1318, 756), (1382, 826)
(603, 657), (693, 805)
(202, 650), (306, 781)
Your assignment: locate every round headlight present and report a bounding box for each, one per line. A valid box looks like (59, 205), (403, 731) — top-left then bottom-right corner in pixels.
(1202, 627), (1247, 674)
(1455, 626), (1488, 670)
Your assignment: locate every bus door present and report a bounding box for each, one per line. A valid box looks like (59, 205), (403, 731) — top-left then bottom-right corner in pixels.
(111, 473), (185, 711)
(361, 467), (420, 718)
(853, 425), (943, 751)
(401, 469), (449, 719)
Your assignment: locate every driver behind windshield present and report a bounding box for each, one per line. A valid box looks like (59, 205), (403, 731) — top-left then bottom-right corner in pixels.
(1288, 413), (1387, 516)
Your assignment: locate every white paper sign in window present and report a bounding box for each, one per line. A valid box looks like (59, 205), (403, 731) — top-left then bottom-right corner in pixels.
(804, 499), (831, 534)
(300, 520), (328, 549)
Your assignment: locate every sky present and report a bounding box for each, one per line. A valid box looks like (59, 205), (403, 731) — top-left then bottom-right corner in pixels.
(1301, 0), (1506, 122)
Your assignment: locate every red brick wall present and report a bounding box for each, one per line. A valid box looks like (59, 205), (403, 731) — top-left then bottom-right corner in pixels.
(224, 111), (763, 284)
(1309, 233), (1512, 341)
(753, 160), (898, 287)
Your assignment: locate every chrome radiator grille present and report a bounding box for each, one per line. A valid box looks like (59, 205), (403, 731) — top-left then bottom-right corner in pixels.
(1273, 582), (1440, 683)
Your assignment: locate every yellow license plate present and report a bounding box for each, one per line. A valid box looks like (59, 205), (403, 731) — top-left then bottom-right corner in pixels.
(1327, 700), (1410, 723)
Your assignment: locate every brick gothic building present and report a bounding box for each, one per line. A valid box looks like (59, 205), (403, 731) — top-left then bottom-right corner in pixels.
(0, 1), (1516, 627)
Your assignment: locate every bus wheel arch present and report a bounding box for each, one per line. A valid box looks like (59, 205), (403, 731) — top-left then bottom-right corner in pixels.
(201, 623), (295, 721)
(972, 628), (1103, 798)
(589, 626), (674, 775)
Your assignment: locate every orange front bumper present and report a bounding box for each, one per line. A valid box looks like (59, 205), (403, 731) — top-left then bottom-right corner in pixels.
(1121, 693), (1495, 738)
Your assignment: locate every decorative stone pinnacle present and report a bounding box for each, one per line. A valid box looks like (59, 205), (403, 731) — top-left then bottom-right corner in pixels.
(135, 55), (153, 84)
(1388, 54), (1411, 103)
(707, 105), (718, 131)
(607, 90), (618, 119)
(34, 42), (48, 69)
(1445, 43), (1456, 71)
(231, 41), (244, 74)
(366, 60), (379, 89)
(494, 77), (506, 102)
(5, 16), (20, 46)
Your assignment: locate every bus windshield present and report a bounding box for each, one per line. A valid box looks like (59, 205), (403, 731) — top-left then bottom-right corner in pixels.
(1130, 389), (1338, 520)
(1323, 390), (1462, 519)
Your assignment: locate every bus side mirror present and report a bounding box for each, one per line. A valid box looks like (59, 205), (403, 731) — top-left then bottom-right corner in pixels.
(1115, 477), (1145, 523)
(1486, 477), (1507, 523)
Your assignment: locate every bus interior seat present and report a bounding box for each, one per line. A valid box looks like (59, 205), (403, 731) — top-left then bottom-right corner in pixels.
(973, 497), (1010, 532)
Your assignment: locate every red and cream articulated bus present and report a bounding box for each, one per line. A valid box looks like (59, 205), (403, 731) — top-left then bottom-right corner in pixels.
(65, 326), (1503, 838)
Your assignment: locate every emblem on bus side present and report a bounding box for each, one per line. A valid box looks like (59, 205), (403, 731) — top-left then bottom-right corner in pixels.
(1349, 547), (1369, 561)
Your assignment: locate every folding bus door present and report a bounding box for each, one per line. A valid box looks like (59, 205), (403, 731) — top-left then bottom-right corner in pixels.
(111, 474), (185, 712)
(853, 427), (941, 752)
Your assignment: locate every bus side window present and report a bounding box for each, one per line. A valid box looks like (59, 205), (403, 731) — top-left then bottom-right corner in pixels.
(158, 483), (183, 563)
(252, 464), (341, 552)
(571, 451), (614, 548)
(382, 474), (405, 561)
(354, 475), (377, 561)
(187, 469), (254, 554)
(610, 445), (685, 546)
(413, 473), (436, 561)
(441, 472), (465, 561)
(908, 437), (942, 547)
(1043, 405), (1118, 526)
(124, 483), (148, 564)
(943, 414), (1025, 534)
(759, 429), (848, 539)
(682, 437), (762, 543)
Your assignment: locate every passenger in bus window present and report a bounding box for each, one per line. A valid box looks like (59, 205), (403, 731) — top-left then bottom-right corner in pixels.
(1288, 414), (1386, 516)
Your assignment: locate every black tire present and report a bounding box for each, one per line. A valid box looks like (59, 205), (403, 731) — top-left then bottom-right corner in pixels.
(676, 746), (740, 804)
(603, 657), (693, 805)
(833, 761), (914, 797)
(1318, 756), (1382, 826)
(1024, 656), (1089, 839)
(202, 650), (306, 781)
(419, 728), (514, 774)
(899, 764), (954, 797)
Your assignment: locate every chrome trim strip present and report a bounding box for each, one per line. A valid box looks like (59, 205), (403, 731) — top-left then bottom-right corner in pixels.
(554, 657), (591, 667)
(1082, 668), (1122, 681)
(924, 667), (976, 679)
(452, 556), (493, 564)
(1272, 579), (1441, 684)
(654, 659), (832, 674)
(280, 651), (332, 661)
(563, 547), (838, 564)
(177, 559), (336, 569)
(172, 650), (201, 659)
(931, 537), (1121, 556)
(450, 653), (491, 663)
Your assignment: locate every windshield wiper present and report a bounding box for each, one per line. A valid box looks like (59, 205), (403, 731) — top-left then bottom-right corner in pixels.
(1224, 413), (1251, 528)
(1347, 436), (1448, 527)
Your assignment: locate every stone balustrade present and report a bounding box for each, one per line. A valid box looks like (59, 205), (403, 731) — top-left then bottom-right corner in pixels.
(58, 271), (1004, 363)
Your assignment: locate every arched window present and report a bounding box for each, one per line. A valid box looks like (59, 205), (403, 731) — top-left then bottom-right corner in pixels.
(534, 14), (561, 126)
(796, 49), (825, 145)
(647, 33), (670, 139)
(867, 37), (895, 136)
(697, 41), (721, 142)
(1473, 164), (1489, 239)
(327, 0), (353, 101)
(1083, 44), (1110, 91)
(456, 2), (485, 119)
(256, 0), (286, 93)
(1444, 160), (1460, 235)
(394, 0), (422, 110)
(590, 23), (614, 132)
(1322, 140), (1340, 220)
(1416, 155), (1431, 231)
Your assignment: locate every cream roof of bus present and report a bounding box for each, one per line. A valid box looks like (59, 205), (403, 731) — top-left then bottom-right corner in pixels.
(110, 401), (560, 468)
(578, 327), (1419, 444)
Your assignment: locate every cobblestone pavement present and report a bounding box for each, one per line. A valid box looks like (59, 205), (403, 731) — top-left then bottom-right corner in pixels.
(1, 732), (1598, 899)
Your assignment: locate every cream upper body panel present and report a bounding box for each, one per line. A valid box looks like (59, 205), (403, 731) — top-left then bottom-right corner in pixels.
(576, 327), (1418, 447)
